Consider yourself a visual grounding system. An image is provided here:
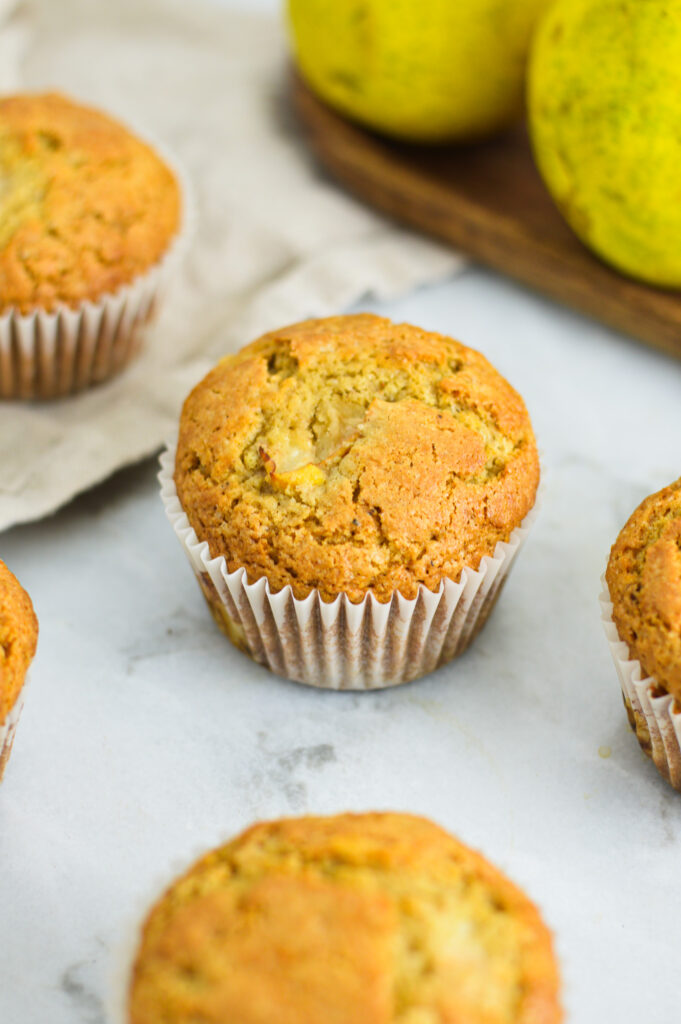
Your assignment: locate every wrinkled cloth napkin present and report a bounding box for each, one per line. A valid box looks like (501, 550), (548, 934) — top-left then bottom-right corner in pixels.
(0, 0), (463, 532)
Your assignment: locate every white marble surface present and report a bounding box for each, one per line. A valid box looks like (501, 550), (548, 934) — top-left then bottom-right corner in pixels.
(4, 0), (681, 1018)
(2, 267), (681, 1023)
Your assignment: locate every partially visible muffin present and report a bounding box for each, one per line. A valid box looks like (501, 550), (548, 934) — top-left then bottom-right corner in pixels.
(128, 812), (562, 1024)
(607, 477), (681, 701)
(605, 478), (681, 786)
(0, 559), (38, 779)
(175, 314), (539, 604)
(0, 91), (184, 399)
(0, 92), (181, 314)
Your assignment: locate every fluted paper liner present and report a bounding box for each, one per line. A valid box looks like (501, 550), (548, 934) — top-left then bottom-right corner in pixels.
(0, 681), (26, 782)
(0, 141), (192, 400)
(600, 578), (681, 789)
(160, 444), (538, 690)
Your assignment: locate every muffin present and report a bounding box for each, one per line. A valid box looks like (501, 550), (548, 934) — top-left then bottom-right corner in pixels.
(0, 558), (38, 780)
(164, 314), (540, 688)
(603, 477), (681, 789)
(128, 812), (562, 1024)
(0, 91), (184, 399)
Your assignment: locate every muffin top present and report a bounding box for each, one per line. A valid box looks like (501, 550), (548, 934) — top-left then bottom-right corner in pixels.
(0, 92), (181, 314)
(0, 559), (38, 724)
(129, 812), (561, 1024)
(607, 477), (681, 701)
(175, 315), (539, 602)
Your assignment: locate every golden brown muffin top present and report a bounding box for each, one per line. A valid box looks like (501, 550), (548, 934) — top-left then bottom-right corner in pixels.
(0, 92), (181, 313)
(129, 812), (561, 1024)
(0, 559), (38, 723)
(175, 315), (539, 602)
(607, 477), (681, 701)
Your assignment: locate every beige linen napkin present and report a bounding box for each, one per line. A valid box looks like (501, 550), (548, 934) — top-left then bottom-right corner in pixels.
(0, 0), (463, 531)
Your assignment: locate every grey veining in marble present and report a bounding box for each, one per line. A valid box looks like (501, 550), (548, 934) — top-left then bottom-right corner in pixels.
(2, 268), (681, 1023)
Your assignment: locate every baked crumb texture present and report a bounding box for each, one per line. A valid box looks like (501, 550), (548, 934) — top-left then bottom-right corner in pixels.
(175, 315), (539, 603)
(129, 812), (561, 1024)
(607, 477), (681, 703)
(0, 558), (38, 724)
(0, 92), (180, 314)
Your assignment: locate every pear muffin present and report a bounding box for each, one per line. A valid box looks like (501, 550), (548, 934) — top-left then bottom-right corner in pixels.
(0, 91), (182, 398)
(128, 812), (562, 1024)
(170, 314), (539, 687)
(605, 477), (681, 788)
(0, 92), (180, 314)
(175, 315), (539, 605)
(0, 559), (38, 780)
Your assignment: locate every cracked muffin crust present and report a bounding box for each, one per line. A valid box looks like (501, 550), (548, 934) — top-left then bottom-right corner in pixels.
(607, 477), (681, 702)
(0, 558), (37, 725)
(128, 812), (562, 1024)
(0, 92), (180, 314)
(175, 315), (539, 603)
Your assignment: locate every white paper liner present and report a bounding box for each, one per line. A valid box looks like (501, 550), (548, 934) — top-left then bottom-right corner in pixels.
(600, 578), (681, 789)
(160, 444), (538, 690)
(0, 137), (193, 401)
(0, 678), (26, 782)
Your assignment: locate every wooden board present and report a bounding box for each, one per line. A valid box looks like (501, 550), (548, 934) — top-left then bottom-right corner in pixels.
(292, 73), (681, 361)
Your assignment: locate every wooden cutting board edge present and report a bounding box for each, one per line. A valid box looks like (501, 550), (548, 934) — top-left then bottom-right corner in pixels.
(291, 74), (681, 363)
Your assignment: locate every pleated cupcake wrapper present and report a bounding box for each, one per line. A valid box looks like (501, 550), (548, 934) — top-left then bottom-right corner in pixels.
(160, 444), (538, 690)
(0, 679), (26, 782)
(600, 579), (681, 790)
(0, 140), (193, 400)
